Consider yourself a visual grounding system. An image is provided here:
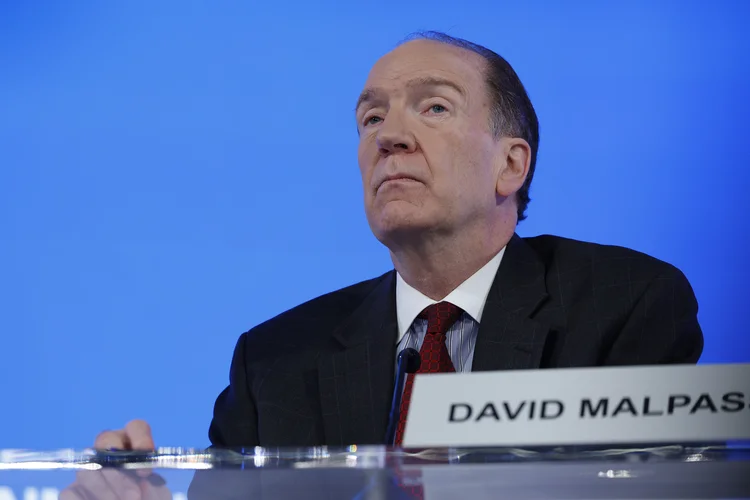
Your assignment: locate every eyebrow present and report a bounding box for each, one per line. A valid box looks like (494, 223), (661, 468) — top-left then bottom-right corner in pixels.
(354, 76), (466, 114)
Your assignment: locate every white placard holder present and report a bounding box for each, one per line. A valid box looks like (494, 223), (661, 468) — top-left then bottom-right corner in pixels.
(403, 363), (750, 447)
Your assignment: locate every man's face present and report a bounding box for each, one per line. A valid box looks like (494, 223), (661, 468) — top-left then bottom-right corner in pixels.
(356, 39), (506, 246)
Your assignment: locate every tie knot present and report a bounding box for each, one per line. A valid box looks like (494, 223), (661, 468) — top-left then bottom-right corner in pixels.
(417, 302), (463, 336)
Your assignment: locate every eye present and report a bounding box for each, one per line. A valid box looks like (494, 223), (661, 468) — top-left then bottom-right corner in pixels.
(428, 104), (447, 114)
(364, 115), (383, 126)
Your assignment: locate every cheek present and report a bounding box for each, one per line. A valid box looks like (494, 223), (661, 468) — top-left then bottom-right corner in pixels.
(359, 135), (381, 174)
(445, 139), (495, 201)
(357, 143), (370, 178)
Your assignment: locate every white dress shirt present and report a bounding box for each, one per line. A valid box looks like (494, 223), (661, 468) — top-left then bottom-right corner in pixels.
(395, 247), (506, 372)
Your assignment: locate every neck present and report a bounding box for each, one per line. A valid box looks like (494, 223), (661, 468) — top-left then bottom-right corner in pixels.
(389, 225), (514, 300)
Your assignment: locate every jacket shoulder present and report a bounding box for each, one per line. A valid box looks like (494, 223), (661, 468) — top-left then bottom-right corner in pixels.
(237, 271), (392, 357)
(521, 234), (689, 281)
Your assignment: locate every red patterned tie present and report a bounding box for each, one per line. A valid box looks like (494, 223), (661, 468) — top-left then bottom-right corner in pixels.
(394, 301), (463, 446)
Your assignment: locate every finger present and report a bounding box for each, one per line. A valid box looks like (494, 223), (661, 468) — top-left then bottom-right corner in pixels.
(94, 429), (130, 450)
(123, 419), (156, 478)
(125, 420), (155, 450)
(75, 470), (127, 500)
(102, 468), (143, 500)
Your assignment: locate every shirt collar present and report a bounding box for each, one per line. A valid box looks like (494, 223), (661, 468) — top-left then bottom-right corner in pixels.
(395, 246), (506, 342)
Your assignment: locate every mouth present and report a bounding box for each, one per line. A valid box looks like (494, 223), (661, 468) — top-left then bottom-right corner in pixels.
(377, 175), (421, 191)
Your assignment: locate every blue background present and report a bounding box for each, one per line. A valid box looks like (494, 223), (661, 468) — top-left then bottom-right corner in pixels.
(1, 0), (749, 473)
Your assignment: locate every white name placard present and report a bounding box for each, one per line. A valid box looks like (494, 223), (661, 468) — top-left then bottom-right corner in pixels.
(402, 363), (750, 447)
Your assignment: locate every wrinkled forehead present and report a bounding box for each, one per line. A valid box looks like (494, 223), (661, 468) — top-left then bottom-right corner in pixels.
(363, 39), (486, 94)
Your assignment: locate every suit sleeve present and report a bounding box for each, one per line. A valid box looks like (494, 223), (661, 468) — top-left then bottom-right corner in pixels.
(207, 332), (260, 447)
(604, 265), (704, 365)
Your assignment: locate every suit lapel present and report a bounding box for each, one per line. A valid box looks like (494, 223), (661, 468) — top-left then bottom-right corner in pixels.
(317, 272), (398, 446)
(315, 234), (551, 444)
(472, 233), (552, 372)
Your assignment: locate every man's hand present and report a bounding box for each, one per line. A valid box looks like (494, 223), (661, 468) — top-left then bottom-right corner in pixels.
(59, 420), (171, 499)
(94, 419), (156, 450)
(59, 469), (171, 500)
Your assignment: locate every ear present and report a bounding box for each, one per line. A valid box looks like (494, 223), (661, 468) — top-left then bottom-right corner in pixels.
(496, 138), (531, 197)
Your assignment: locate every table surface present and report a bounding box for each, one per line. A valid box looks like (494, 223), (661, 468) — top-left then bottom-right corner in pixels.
(1, 443), (748, 499)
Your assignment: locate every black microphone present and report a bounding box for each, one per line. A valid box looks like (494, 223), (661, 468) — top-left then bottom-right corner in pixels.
(384, 347), (421, 445)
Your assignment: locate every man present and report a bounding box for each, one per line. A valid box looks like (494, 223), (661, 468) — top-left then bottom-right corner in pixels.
(64, 31), (703, 498)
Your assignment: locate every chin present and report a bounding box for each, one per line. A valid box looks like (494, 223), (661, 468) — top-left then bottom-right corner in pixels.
(368, 205), (434, 244)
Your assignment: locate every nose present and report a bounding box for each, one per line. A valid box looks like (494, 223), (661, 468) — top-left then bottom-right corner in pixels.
(375, 112), (416, 156)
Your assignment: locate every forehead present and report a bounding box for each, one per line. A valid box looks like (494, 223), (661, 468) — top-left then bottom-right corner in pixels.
(363, 39), (486, 95)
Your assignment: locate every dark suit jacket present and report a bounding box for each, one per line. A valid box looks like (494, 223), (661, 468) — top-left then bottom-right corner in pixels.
(206, 234), (703, 448)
